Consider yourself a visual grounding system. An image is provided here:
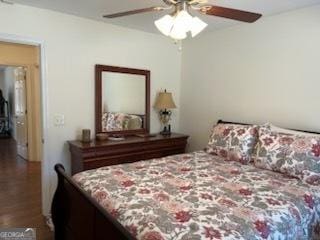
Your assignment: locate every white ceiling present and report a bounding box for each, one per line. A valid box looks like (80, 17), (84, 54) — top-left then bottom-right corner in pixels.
(11, 0), (320, 34)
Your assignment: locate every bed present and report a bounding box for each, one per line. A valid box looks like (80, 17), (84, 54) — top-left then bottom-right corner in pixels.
(51, 120), (320, 240)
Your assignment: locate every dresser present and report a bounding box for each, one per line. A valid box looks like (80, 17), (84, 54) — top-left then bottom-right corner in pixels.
(68, 133), (189, 175)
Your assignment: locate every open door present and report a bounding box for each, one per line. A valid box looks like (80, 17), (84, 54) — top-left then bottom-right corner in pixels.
(14, 67), (28, 160)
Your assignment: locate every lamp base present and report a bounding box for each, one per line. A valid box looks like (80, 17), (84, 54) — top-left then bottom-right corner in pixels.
(160, 124), (171, 136)
(160, 131), (171, 136)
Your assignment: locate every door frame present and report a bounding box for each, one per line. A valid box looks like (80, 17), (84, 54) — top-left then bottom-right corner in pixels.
(0, 33), (50, 216)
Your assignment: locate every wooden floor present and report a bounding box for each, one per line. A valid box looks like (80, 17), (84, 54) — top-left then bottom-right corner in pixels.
(0, 138), (53, 240)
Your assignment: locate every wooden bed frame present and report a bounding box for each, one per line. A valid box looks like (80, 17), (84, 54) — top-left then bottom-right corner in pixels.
(51, 120), (319, 240)
(51, 164), (134, 240)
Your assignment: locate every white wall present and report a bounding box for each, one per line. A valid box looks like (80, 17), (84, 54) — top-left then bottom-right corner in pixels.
(0, 3), (182, 215)
(180, 5), (320, 151)
(102, 72), (145, 114)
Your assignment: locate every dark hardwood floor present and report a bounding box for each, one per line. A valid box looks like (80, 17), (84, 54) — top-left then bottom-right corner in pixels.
(0, 138), (53, 240)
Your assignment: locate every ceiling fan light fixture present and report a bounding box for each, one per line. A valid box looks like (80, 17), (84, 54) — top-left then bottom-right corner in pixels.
(155, 8), (207, 40)
(173, 10), (193, 32)
(155, 15), (174, 36)
(168, 10), (193, 40)
(169, 25), (187, 40)
(104, 1), (262, 40)
(190, 17), (208, 37)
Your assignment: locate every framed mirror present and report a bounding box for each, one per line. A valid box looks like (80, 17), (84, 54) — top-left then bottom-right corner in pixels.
(95, 65), (150, 135)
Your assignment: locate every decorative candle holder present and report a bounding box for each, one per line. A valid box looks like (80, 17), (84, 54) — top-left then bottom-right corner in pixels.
(82, 129), (91, 143)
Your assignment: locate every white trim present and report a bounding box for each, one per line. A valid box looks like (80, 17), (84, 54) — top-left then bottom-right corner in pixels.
(0, 32), (50, 216)
(0, 33), (43, 46)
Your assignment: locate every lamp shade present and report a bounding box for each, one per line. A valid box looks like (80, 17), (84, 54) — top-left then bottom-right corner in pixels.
(154, 91), (177, 110)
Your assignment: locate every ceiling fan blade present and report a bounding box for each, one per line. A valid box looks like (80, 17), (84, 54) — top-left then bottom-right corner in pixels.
(163, 0), (177, 5)
(199, 5), (262, 23)
(188, 0), (208, 5)
(103, 6), (165, 18)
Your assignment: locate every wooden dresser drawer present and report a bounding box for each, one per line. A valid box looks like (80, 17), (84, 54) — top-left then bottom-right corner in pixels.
(69, 133), (188, 175)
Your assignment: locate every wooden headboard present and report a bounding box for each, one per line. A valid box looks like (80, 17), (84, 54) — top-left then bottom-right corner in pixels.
(217, 119), (320, 135)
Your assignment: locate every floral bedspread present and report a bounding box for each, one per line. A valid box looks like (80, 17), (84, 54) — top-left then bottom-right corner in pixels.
(73, 151), (320, 240)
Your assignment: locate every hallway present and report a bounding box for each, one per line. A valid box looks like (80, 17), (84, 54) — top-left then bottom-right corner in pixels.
(0, 138), (53, 239)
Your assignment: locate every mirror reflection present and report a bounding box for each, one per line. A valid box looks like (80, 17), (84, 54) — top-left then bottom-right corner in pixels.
(101, 72), (146, 132)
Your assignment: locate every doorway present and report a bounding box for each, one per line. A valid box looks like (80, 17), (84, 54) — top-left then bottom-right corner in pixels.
(0, 40), (52, 238)
(0, 41), (42, 162)
(0, 66), (28, 159)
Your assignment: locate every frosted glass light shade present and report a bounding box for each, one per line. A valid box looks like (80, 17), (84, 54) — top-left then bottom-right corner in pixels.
(155, 10), (207, 40)
(155, 15), (174, 36)
(190, 17), (208, 37)
(169, 26), (187, 40)
(169, 10), (193, 40)
(174, 10), (193, 32)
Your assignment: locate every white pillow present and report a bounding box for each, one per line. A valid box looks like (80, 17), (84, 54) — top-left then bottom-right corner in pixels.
(127, 115), (143, 130)
(268, 123), (319, 137)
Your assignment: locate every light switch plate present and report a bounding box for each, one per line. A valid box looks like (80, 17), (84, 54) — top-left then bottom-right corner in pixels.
(54, 114), (65, 126)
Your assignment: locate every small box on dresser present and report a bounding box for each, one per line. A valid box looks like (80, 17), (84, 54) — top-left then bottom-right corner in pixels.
(68, 133), (189, 175)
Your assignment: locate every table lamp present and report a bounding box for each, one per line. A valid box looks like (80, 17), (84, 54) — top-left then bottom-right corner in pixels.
(154, 90), (177, 135)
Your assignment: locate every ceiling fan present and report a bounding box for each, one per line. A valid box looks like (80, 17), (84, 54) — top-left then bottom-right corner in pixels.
(103, 0), (262, 40)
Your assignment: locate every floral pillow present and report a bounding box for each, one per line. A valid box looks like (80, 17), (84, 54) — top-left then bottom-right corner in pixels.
(254, 126), (320, 185)
(103, 112), (130, 131)
(205, 123), (258, 164)
(102, 113), (108, 131)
